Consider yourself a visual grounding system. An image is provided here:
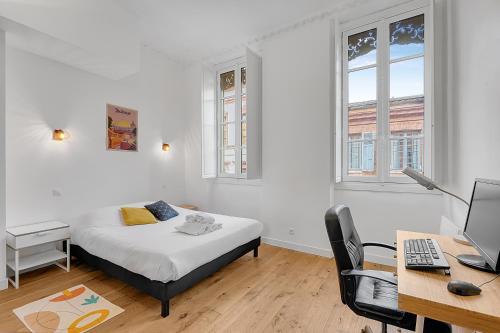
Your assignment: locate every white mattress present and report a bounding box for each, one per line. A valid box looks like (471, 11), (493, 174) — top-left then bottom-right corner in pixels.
(68, 202), (263, 283)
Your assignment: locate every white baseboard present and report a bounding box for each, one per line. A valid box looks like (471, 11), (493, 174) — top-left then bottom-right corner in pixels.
(0, 277), (8, 291)
(261, 237), (333, 258)
(261, 237), (395, 267)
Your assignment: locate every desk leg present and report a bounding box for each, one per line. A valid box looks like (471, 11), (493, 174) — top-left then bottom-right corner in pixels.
(415, 316), (425, 333)
(451, 325), (474, 333)
(417, 316), (474, 333)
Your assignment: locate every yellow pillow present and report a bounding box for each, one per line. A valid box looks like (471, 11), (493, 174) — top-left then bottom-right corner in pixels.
(121, 208), (157, 226)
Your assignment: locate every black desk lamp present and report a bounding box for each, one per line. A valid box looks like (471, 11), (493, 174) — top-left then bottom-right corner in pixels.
(402, 167), (469, 206)
(402, 167), (472, 244)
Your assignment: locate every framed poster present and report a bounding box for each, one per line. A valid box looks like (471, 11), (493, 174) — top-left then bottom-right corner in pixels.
(106, 104), (138, 152)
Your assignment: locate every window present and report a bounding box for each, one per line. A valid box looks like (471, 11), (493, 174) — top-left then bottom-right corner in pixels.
(217, 61), (247, 178)
(342, 8), (431, 182)
(348, 133), (375, 174)
(202, 49), (262, 181)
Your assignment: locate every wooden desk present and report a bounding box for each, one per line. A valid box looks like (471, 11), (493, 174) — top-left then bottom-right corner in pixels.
(397, 231), (500, 333)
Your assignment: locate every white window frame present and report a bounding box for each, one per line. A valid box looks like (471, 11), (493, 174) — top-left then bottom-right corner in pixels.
(340, 4), (433, 184)
(216, 57), (247, 179)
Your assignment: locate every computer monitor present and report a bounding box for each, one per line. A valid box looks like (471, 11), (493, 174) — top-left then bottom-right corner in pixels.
(460, 179), (500, 273)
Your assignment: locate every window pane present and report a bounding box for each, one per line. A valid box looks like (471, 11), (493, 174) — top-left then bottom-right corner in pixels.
(362, 133), (375, 172)
(389, 97), (424, 175)
(348, 66), (377, 176)
(390, 57), (424, 99)
(348, 28), (377, 69)
(390, 51), (424, 175)
(241, 121), (247, 146)
(348, 135), (377, 176)
(241, 94), (247, 121)
(348, 140), (362, 170)
(222, 123), (236, 146)
(390, 133), (423, 174)
(220, 70), (235, 98)
(217, 66), (246, 177)
(222, 97), (236, 123)
(241, 67), (246, 94)
(241, 146), (247, 174)
(222, 148), (236, 174)
(349, 68), (377, 103)
(390, 14), (424, 60)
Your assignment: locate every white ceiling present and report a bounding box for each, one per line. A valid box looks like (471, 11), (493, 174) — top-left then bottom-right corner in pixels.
(115, 0), (351, 64)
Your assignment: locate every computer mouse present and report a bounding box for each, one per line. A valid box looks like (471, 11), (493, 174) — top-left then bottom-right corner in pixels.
(447, 280), (482, 296)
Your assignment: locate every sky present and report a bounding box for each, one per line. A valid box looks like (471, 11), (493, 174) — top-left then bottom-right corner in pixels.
(348, 43), (424, 103)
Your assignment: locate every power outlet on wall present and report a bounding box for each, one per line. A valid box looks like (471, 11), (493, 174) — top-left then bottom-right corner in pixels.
(52, 189), (62, 197)
(288, 228), (295, 236)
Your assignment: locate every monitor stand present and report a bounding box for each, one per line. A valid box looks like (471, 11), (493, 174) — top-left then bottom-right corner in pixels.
(457, 254), (496, 272)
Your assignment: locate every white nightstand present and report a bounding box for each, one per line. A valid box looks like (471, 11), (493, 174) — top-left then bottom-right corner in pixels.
(178, 204), (198, 211)
(6, 221), (70, 289)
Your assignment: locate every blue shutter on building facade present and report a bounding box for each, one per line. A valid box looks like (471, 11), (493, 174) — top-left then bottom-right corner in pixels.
(362, 133), (374, 171)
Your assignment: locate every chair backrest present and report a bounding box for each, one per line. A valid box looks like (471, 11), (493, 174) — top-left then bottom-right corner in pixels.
(325, 205), (365, 303)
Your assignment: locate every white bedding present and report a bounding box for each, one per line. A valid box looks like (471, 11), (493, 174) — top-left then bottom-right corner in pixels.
(68, 202), (263, 283)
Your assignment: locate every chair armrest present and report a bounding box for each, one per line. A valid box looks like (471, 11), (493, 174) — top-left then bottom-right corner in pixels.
(362, 242), (397, 251)
(341, 269), (397, 285)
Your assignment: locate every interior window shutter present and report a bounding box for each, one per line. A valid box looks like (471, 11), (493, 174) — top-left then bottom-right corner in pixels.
(245, 48), (262, 179)
(202, 66), (217, 179)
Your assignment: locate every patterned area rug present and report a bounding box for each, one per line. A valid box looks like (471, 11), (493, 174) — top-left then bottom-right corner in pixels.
(13, 284), (124, 333)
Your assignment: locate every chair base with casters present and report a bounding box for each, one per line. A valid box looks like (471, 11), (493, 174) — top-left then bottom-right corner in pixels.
(325, 205), (452, 333)
(361, 318), (451, 333)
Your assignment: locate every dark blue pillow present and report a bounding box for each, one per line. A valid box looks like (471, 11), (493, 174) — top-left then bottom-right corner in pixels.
(144, 200), (178, 221)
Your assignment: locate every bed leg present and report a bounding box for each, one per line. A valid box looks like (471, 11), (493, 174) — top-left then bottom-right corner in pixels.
(161, 299), (169, 318)
(253, 246), (259, 258)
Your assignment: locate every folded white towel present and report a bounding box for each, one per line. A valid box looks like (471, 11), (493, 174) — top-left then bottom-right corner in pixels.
(175, 221), (222, 236)
(185, 213), (215, 224)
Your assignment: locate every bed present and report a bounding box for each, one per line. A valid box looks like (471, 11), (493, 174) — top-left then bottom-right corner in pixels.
(67, 202), (262, 317)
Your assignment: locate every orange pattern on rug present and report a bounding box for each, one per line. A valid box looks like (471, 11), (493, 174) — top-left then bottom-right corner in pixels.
(13, 285), (123, 333)
(50, 286), (86, 302)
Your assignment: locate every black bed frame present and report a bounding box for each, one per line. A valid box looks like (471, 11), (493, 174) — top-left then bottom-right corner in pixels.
(70, 237), (260, 317)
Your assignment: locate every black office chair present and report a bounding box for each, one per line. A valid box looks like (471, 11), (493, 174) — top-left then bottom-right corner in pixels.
(325, 205), (451, 333)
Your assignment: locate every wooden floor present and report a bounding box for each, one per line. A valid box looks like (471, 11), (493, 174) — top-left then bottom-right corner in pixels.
(0, 244), (406, 333)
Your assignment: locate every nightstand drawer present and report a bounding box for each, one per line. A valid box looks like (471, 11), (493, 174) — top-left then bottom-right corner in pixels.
(7, 227), (70, 249)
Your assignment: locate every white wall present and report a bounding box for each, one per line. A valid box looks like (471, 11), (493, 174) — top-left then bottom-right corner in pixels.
(185, 20), (333, 256)
(335, 190), (442, 262)
(444, 0), (500, 228)
(6, 46), (186, 226)
(184, 18), (443, 264)
(0, 0), (141, 79)
(0, 29), (7, 289)
(259, 20), (332, 254)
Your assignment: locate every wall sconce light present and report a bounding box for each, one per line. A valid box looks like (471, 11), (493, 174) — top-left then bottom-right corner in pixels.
(162, 143), (170, 152)
(53, 129), (65, 141)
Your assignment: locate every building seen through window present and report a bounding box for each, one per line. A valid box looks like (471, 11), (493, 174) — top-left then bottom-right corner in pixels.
(346, 14), (425, 178)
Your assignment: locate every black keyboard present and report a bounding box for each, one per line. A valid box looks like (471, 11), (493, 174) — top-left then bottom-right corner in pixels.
(404, 238), (450, 270)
